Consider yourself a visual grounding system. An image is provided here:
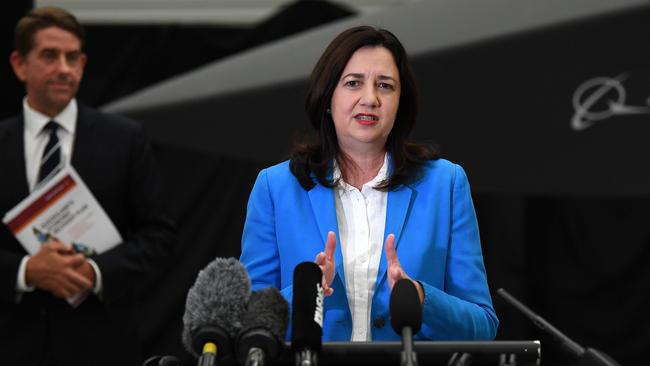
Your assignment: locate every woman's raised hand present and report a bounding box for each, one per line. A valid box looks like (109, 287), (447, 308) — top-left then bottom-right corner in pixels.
(314, 231), (337, 296)
(384, 233), (424, 304)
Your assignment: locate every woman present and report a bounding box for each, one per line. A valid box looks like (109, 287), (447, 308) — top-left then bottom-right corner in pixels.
(240, 26), (498, 341)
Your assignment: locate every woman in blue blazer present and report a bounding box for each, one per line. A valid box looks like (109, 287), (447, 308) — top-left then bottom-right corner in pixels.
(240, 26), (498, 341)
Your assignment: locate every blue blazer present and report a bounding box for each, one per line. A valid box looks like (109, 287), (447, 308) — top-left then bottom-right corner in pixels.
(240, 158), (498, 341)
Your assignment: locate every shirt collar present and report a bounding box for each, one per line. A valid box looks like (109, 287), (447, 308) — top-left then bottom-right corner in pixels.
(23, 98), (77, 137)
(333, 152), (389, 193)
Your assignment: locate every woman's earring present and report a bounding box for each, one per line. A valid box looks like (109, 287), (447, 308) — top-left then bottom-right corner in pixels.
(326, 108), (331, 114)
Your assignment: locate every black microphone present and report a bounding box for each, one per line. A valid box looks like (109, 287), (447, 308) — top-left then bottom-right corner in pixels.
(142, 355), (181, 366)
(182, 257), (252, 366)
(291, 262), (324, 366)
(497, 288), (621, 366)
(390, 279), (422, 366)
(236, 287), (290, 366)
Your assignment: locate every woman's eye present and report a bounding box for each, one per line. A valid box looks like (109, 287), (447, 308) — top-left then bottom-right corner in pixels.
(378, 82), (394, 90)
(344, 80), (360, 87)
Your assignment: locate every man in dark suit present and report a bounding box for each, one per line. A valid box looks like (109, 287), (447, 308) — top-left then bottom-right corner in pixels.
(0, 7), (177, 366)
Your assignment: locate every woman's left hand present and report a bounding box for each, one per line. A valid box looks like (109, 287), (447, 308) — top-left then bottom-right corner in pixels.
(314, 231), (337, 296)
(384, 233), (424, 304)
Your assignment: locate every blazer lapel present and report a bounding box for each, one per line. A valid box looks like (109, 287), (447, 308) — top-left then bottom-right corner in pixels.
(376, 183), (414, 289)
(71, 105), (97, 176)
(307, 182), (346, 291)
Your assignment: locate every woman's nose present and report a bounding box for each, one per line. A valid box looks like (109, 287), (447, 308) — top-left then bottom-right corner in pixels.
(360, 85), (380, 107)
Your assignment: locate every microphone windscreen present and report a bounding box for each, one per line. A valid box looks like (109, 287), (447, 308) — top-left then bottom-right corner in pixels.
(237, 287), (290, 363)
(291, 262), (324, 352)
(241, 287), (289, 339)
(390, 278), (423, 334)
(182, 257), (251, 357)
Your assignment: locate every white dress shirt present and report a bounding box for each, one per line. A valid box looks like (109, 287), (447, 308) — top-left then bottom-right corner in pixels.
(16, 98), (103, 297)
(333, 154), (388, 341)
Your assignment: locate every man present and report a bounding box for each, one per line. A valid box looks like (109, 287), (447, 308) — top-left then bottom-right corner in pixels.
(0, 7), (176, 366)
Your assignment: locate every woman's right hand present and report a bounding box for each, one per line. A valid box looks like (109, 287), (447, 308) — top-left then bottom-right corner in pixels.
(314, 231), (337, 296)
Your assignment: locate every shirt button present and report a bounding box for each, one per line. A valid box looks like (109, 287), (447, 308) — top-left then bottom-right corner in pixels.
(373, 317), (385, 328)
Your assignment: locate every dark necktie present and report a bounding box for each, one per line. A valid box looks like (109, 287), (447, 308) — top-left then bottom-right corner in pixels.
(37, 121), (61, 184)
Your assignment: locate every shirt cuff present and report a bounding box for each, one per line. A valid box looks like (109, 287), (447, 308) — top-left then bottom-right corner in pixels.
(87, 259), (103, 295)
(16, 255), (35, 292)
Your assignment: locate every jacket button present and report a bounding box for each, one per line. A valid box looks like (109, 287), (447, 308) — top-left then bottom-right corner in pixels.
(373, 317), (385, 328)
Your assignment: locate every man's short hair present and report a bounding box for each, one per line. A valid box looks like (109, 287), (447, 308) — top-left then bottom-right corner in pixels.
(14, 6), (85, 56)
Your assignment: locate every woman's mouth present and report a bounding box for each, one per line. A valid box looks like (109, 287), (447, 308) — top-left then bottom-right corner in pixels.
(354, 113), (379, 125)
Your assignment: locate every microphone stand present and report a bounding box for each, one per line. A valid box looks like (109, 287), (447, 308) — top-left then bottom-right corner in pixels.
(446, 352), (473, 366)
(498, 288), (620, 366)
(245, 347), (265, 366)
(296, 348), (317, 366)
(499, 353), (517, 366)
(400, 327), (418, 366)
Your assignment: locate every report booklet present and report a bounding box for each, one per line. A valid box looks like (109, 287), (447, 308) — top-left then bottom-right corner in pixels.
(2, 165), (123, 306)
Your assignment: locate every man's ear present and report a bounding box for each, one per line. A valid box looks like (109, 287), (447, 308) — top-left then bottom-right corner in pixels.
(9, 51), (27, 82)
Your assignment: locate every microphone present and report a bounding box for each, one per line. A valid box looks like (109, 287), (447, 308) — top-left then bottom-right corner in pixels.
(497, 288), (621, 366)
(291, 262), (324, 366)
(182, 257), (252, 366)
(390, 279), (422, 366)
(236, 287), (290, 366)
(142, 355), (181, 366)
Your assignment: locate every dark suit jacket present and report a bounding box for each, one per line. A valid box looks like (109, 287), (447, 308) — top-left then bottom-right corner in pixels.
(0, 105), (176, 366)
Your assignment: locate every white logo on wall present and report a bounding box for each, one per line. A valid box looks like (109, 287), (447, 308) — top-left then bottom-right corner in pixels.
(571, 74), (650, 131)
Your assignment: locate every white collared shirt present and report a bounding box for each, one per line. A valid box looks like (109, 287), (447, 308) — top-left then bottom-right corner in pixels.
(23, 97), (77, 192)
(16, 98), (103, 297)
(333, 154), (388, 341)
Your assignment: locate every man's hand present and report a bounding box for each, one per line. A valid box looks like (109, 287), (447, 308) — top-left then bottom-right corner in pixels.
(75, 260), (96, 289)
(385, 234), (424, 304)
(25, 241), (93, 299)
(314, 231), (337, 297)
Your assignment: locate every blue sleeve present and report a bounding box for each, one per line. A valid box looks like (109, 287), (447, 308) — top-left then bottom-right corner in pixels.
(419, 164), (499, 340)
(240, 169), (293, 305)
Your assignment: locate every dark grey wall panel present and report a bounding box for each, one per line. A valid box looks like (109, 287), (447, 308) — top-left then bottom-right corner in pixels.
(130, 7), (650, 196)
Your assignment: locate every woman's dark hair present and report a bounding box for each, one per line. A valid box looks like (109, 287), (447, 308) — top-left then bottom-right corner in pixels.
(290, 25), (437, 191)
